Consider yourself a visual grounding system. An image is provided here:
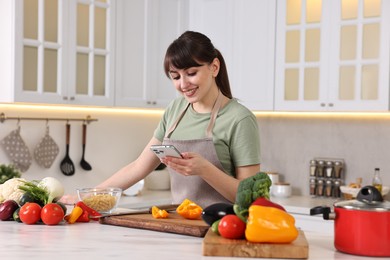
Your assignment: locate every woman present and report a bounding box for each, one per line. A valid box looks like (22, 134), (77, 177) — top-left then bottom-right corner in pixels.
(97, 31), (261, 207)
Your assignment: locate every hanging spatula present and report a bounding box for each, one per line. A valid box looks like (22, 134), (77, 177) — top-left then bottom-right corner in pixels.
(80, 122), (92, 171)
(60, 123), (75, 176)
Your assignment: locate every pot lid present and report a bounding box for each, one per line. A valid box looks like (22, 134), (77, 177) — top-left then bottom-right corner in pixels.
(335, 199), (390, 211)
(335, 185), (390, 211)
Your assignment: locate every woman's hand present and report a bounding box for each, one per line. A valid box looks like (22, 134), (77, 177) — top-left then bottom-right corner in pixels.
(161, 152), (213, 177)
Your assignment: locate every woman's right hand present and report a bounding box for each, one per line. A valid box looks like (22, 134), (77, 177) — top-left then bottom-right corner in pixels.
(58, 194), (78, 205)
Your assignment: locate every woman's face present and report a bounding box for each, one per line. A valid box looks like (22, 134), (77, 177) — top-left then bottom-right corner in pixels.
(168, 58), (220, 105)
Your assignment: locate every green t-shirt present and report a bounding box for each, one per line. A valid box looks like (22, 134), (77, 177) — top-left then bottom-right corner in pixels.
(154, 97), (261, 177)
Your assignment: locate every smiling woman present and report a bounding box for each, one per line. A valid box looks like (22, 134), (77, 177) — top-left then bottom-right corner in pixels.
(96, 31), (261, 208)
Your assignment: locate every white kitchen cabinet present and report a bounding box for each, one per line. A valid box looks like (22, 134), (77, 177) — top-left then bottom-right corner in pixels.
(188, 0), (276, 111)
(275, 0), (390, 111)
(1, 0), (115, 106)
(114, 0), (187, 108)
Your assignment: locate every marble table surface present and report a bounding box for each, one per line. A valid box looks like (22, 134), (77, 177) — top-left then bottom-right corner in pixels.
(0, 190), (381, 259)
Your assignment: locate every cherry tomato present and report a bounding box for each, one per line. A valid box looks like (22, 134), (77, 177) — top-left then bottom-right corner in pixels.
(19, 202), (42, 225)
(218, 214), (246, 239)
(41, 203), (65, 225)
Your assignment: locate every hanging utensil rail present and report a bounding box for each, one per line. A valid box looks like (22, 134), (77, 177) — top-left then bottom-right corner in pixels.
(0, 112), (98, 124)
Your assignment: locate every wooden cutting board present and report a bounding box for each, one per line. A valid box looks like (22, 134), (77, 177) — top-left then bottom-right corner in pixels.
(99, 212), (209, 237)
(202, 229), (309, 259)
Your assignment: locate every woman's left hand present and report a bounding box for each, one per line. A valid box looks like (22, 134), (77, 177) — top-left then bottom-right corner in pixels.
(161, 152), (213, 177)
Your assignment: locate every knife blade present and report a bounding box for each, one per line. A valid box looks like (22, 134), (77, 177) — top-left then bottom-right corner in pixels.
(92, 203), (179, 219)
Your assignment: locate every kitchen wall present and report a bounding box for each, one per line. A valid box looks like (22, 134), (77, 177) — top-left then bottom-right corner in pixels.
(1, 104), (389, 196)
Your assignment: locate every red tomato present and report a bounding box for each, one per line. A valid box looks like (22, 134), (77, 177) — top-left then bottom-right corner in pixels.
(41, 203), (65, 225)
(19, 202), (42, 225)
(218, 214), (246, 239)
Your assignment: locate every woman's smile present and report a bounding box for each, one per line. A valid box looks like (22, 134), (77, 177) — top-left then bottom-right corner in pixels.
(182, 87), (199, 98)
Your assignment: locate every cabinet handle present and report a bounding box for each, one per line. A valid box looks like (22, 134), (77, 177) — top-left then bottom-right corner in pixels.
(152, 101), (156, 105)
(146, 101), (157, 105)
(146, 101), (151, 105)
(328, 103), (334, 107)
(320, 103), (326, 107)
(70, 97), (75, 101)
(63, 96), (68, 100)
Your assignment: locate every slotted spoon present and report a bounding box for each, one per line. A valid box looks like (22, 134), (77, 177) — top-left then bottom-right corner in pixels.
(60, 123), (75, 176)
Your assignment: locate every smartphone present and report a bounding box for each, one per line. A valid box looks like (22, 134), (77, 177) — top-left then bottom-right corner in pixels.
(150, 145), (183, 159)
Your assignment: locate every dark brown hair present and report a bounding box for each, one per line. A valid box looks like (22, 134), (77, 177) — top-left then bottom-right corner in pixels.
(164, 31), (232, 99)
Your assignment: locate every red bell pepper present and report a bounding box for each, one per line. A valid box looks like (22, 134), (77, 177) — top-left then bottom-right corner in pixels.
(251, 197), (286, 211)
(76, 201), (102, 220)
(76, 210), (90, 222)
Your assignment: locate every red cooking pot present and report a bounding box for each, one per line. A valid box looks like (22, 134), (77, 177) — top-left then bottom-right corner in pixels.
(311, 186), (390, 257)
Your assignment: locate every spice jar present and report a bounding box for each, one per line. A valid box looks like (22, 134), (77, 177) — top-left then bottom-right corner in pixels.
(317, 160), (325, 177)
(316, 179), (324, 196)
(334, 161), (343, 178)
(333, 180), (341, 198)
(325, 161), (334, 178)
(325, 180), (333, 197)
(309, 178), (316, 196)
(310, 160), (317, 177)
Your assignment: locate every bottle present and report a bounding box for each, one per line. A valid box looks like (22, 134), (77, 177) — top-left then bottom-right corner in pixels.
(372, 168), (383, 193)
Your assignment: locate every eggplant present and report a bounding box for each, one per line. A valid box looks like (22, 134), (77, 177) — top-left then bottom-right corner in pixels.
(201, 202), (235, 226)
(0, 200), (19, 221)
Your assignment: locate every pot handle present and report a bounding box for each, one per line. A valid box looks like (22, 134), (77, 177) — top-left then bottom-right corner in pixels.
(310, 206), (334, 220)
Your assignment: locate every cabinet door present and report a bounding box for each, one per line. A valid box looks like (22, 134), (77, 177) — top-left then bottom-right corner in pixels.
(327, 0), (390, 111)
(14, 0), (68, 104)
(115, 0), (186, 108)
(67, 0), (116, 106)
(189, 0), (275, 111)
(275, 0), (390, 112)
(13, 0), (115, 106)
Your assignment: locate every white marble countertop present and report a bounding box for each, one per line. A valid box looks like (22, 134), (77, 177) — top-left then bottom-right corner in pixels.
(0, 190), (376, 259)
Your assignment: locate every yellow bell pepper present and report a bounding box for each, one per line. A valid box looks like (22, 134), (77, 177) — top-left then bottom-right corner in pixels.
(245, 205), (298, 243)
(151, 206), (169, 219)
(65, 206), (83, 224)
(176, 199), (203, 220)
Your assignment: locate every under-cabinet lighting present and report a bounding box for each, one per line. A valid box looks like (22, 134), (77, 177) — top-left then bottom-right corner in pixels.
(253, 111), (390, 119)
(1, 103), (390, 119)
(0, 103), (164, 116)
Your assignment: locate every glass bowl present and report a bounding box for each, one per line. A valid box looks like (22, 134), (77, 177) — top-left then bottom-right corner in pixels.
(77, 187), (122, 213)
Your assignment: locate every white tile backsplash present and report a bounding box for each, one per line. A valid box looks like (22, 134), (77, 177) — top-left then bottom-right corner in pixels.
(1, 106), (389, 196)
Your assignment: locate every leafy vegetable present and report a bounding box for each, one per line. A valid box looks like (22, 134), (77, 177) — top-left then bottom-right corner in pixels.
(234, 172), (272, 215)
(0, 164), (21, 184)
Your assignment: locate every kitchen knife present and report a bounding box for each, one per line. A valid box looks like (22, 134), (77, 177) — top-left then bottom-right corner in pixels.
(92, 204), (179, 219)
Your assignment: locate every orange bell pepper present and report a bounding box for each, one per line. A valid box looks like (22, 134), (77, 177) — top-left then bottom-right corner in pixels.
(151, 206), (169, 219)
(176, 199), (203, 220)
(245, 205), (298, 243)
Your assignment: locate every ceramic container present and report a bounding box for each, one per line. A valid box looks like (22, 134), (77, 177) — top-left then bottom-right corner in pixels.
(272, 182), (292, 198)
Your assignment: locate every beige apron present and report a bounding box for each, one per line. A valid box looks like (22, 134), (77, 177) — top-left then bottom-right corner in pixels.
(163, 92), (232, 208)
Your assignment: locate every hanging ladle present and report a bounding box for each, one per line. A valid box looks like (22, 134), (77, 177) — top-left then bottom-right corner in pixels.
(60, 123), (75, 176)
(80, 122), (92, 171)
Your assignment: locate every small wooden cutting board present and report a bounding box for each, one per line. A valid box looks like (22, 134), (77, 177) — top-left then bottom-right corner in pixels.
(99, 212), (209, 237)
(202, 229), (309, 259)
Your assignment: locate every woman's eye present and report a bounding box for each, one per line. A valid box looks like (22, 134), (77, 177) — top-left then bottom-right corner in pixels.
(171, 74), (180, 80)
(187, 72), (196, 76)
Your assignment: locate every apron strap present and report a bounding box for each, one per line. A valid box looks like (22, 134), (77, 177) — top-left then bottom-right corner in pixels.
(165, 103), (190, 138)
(205, 91), (223, 138)
(165, 91), (223, 139)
